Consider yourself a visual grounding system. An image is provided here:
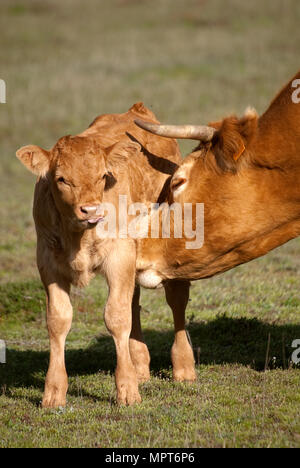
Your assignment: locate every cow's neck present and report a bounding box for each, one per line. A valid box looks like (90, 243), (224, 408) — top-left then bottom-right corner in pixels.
(154, 163), (300, 281)
(174, 160), (300, 281)
(252, 70), (300, 169)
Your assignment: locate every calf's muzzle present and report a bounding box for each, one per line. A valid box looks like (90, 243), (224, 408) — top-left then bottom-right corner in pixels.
(80, 205), (99, 216)
(79, 204), (104, 224)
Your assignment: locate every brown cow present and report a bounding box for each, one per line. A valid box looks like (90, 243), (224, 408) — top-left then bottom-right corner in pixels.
(16, 103), (196, 408)
(135, 71), (300, 292)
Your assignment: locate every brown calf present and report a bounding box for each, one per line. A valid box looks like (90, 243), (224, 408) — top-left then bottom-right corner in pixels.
(16, 103), (196, 408)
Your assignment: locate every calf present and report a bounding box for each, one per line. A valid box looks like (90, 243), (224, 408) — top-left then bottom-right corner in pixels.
(16, 103), (196, 408)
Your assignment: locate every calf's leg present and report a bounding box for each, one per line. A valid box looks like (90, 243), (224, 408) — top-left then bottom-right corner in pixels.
(40, 272), (73, 408)
(104, 241), (141, 405)
(129, 285), (151, 382)
(164, 280), (196, 381)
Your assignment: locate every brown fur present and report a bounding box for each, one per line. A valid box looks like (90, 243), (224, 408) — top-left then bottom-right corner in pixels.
(17, 103), (196, 408)
(137, 71), (300, 285)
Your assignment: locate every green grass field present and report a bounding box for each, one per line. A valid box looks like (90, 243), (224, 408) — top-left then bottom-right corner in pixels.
(0, 0), (300, 448)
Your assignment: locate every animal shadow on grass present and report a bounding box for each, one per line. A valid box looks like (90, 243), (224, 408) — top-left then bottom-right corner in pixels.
(1, 315), (299, 406)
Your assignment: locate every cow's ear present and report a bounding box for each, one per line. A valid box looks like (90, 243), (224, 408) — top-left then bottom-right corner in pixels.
(16, 145), (51, 177)
(238, 107), (258, 141)
(210, 109), (258, 173)
(105, 141), (141, 172)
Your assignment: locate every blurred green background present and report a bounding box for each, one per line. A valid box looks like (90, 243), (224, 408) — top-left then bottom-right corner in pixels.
(0, 0), (300, 448)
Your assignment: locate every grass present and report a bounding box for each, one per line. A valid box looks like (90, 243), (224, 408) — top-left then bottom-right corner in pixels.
(0, 0), (300, 448)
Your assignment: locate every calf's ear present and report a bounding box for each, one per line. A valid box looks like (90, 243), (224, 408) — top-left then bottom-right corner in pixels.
(16, 145), (51, 177)
(105, 141), (141, 173)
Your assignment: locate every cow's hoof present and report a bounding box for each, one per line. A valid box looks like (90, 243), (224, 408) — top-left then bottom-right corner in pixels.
(171, 340), (197, 383)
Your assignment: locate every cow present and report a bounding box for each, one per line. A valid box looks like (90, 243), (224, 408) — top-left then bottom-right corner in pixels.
(16, 103), (196, 409)
(134, 71), (300, 296)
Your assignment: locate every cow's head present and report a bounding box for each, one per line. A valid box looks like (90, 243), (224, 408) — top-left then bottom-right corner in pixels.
(17, 135), (140, 231)
(135, 108), (258, 203)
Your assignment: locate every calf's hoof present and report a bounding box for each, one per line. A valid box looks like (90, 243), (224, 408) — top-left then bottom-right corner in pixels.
(117, 380), (142, 406)
(129, 339), (151, 383)
(42, 373), (68, 408)
(42, 389), (67, 409)
(135, 365), (151, 383)
(173, 367), (197, 382)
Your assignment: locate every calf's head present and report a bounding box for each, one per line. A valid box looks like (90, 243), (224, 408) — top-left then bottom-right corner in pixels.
(17, 135), (140, 231)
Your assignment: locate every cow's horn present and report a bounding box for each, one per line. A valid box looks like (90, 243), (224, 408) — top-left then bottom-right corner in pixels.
(134, 119), (217, 142)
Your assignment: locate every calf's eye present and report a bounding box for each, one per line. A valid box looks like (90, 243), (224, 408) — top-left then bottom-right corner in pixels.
(57, 177), (66, 184)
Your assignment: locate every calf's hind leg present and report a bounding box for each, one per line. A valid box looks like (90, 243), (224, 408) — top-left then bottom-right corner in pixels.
(164, 280), (196, 382)
(129, 285), (151, 382)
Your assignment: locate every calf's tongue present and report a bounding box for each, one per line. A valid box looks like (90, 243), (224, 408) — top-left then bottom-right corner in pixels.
(87, 206), (105, 224)
(88, 216), (104, 224)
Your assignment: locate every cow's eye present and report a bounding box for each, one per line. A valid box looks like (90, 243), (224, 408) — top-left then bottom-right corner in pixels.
(57, 177), (66, 184)
(171, 177), (187, 192)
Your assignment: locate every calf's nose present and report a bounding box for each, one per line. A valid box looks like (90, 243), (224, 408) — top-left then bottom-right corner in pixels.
(80, 205), (98, 216)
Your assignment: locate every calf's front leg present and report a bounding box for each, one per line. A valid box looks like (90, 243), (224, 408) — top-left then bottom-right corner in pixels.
(104, 242), (141, 405)
(40, 271), (73, 408)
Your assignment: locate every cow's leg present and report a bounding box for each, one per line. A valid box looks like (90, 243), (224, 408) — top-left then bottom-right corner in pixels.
(129, 285), (151, 382)
(104, 241), (141, 405)
(164, 280), (196, 381)
(40, 273), (73, 408)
